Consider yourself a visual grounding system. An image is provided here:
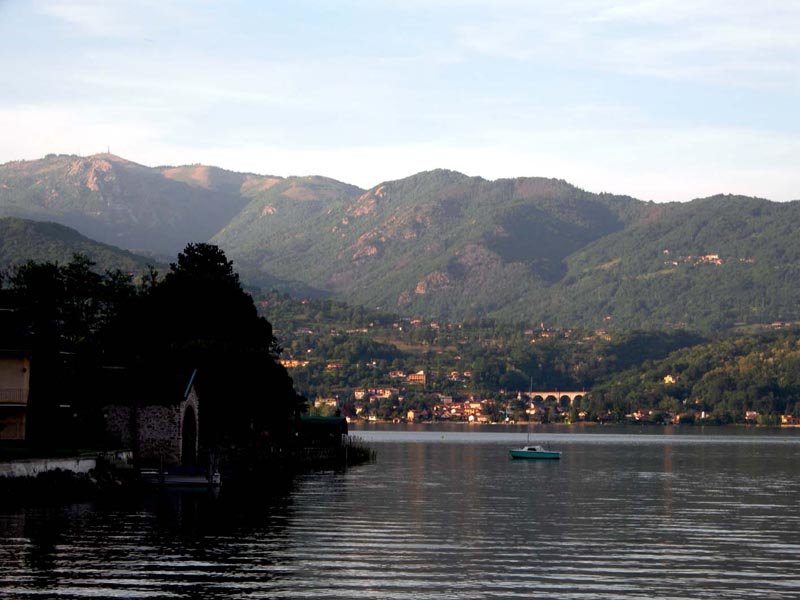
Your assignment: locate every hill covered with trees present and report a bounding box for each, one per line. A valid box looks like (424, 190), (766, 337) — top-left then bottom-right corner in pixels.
(593, 330), (800, 425)
(2, 153), (800, 331)
(0, 217), (158, 275)
(510, 195), (800, 330)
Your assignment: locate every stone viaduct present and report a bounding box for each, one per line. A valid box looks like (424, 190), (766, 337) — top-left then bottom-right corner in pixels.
(523, 391), (589, 408)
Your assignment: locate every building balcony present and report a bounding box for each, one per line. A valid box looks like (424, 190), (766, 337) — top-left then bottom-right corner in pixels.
(0, 388), (28, 406)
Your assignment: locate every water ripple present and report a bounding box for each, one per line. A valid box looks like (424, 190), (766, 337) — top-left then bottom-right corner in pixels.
(2, 431), (800, 598)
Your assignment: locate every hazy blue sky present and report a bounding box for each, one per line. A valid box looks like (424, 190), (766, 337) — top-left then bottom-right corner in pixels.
(1, 0), (798, 201)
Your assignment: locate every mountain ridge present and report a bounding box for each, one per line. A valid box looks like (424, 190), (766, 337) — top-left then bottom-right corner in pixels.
(1, 153), (798, 330)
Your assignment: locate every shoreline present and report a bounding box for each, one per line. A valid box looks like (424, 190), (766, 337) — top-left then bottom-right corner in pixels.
(348, 419), (797, 428)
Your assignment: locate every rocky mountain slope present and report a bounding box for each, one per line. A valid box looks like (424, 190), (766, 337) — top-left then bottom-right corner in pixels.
(0, 154), (253, 256)
(214, 169), (658, 316)
(2, 153), (799, 330)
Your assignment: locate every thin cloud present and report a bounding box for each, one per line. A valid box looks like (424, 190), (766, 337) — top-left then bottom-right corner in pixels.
(35, 0), (143, 37)
(34, 0), (213, 37)
(3, 1), (798, 202)
(454, 1), (800, 89)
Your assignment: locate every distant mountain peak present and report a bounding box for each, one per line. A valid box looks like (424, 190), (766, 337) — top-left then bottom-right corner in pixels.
(89, 152), (132, 164)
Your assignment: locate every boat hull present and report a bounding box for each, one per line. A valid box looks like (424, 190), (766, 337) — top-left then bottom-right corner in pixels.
(509, 449), (561, 460)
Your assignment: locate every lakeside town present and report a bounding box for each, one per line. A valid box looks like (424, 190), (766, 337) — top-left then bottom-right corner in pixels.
(265, 294), (800, 428)
(298, 367), (800, 428)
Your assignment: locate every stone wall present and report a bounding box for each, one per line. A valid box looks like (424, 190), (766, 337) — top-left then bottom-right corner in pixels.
(0, 456), (97, 478)
(137, 404), (183, 466)
(103, 404), (134, 448)
(102, 385), (200, 468)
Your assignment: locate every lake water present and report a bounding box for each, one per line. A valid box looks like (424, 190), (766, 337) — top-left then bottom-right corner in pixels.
(1, 424), (800, 599)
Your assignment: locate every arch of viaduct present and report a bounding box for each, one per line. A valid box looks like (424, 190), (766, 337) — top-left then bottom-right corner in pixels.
(523, 391), (589, 408)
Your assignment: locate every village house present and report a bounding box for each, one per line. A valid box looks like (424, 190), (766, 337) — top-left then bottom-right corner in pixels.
(699, 254), (722, 265)
(314, 397), (339, 409)
(464, 400), (483, 418)
(0, 350), (31, 441)
(447, 404), (465, 418)
(406, 408), (431, 422)
(279, 358), (310, 368)
(354, 387), (398, 403)
(406, 371), (427, 385)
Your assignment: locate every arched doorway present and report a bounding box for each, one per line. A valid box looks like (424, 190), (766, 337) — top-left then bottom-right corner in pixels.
(181, 404), (198, 466)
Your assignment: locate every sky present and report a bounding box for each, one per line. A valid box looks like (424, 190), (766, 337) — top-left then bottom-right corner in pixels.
(0, 0), (798, 202)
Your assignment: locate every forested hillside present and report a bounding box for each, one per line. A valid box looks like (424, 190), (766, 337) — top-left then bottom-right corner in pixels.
(216, 169), (657, 317)
(2, 153), (800, 331)
(526, 195), (800, 330)
(593, 329), (800, 424)
(0, 217), (158, 274)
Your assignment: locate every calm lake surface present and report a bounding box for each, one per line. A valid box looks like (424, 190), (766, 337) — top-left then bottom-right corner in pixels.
(2, 424), (800, 599)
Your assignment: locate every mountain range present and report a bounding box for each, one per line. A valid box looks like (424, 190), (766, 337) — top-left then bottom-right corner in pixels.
(1, 153), (798, 331)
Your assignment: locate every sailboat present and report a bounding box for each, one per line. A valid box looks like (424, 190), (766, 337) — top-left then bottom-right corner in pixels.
(510, 414), (561, 459)
(509, 445), (561, 459)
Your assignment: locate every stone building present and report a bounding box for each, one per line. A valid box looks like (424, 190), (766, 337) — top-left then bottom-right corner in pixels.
(103, 369), (200, 468)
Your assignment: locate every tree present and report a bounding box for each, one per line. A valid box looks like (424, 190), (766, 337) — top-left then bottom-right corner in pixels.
(147, 243), (277, 354)
(141, 243), (304, 446)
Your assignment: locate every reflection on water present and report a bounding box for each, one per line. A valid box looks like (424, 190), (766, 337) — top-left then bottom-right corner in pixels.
(2, 425), (800, 598)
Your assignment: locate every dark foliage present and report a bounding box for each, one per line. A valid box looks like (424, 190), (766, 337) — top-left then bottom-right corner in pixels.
(0, 245), (304, 451)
